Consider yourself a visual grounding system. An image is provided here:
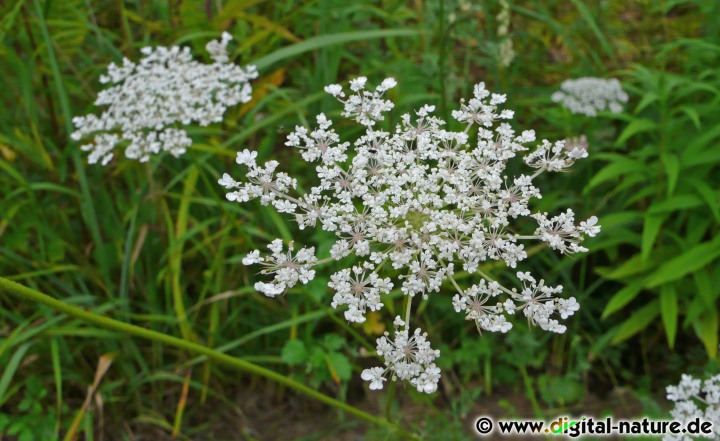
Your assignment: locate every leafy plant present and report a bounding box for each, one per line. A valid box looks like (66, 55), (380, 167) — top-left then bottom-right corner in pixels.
(590, 45), (720, 358)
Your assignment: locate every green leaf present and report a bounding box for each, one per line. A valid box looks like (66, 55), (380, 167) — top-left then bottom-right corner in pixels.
(660, 153), (680, 197)
(676, 105), (701, 129)
(0, 343), (32, 407)
(281, 340), (308, 365)
(660, 285), (678, 349)
(325, 352), (352, 382)
(693, 308), (719, 360)
(251, 29), (421, 70)
(585, 159), (646, 192)
(611, 300), (660, 344)
(693, 271), (717, 306)
(641, 215), (665, 262)
(306, 275), (329, 302)
(633, 91), (659, 113)
(645, 239), (720, 288)
(602, 280), (645, 318)
(691, 180), (720, 222)
(322, 334), (345, 352)
(0, 0), (27, 43)
(686, 149), (720, 169)
(600, 253), (655, 280)
(309, 346), (326, 368)
(593, 211), (642, 230)
(616, 119), (657, 145)
(681, 124), (720, 167)
(647, 194), (703, 214)
(538, 374), (585, 404)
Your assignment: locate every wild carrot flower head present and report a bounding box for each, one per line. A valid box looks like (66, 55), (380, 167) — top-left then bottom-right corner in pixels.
(221, 77), (599, 393)
(664, 373), (720, 441)
(552, 77), (628, 116)
(71, 32), (257, 165)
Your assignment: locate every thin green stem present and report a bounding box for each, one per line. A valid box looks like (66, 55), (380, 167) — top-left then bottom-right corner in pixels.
(404, 294), (413, 329)
(0, 277), (419, 439)
(438, 0), (447, 120)
(385, 377), (396, 422)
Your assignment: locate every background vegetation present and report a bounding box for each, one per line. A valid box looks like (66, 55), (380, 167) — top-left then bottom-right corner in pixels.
(1, 0), (719, 439)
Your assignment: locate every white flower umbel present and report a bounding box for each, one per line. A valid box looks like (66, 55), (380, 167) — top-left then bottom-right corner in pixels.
(72, 32), (258, 165)
(551, 77), (628, 116)
(664, 373), (720, 441)
(245, 239), (317, 297)
(361, 316), (441, 393)
(223, 78), (599, 393)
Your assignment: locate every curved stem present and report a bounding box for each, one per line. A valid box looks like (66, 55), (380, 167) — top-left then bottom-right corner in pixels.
(0, 277), (419, 440)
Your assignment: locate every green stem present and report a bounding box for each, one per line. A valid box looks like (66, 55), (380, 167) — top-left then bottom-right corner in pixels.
(404, 293), (413, 328)
(438, 0), (447, 120)
(385, 376), (396, 422)
(0, 277), (418, 439)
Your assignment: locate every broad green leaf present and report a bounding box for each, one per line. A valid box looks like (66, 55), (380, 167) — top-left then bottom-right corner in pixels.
(693, 308), (719, 360)
(599, 253), (655, 280)
(602, 280), (645, 318)
(585, 159), (646, 192)
(322, 334), (345, 352)
(325, 352), (352, 382)
(693, 271), (717, 306)
(593, 211), (642, 230)
(647, 194), (702, 214)
(660, 153), (680, 197)
(616, 119), (657, 145)
(281, 340), (308, 365)
(641, 214), (665, 261)
(611, 300), (660, 344)
(645, 239), (720, 288)
(660, 285), (678, 349)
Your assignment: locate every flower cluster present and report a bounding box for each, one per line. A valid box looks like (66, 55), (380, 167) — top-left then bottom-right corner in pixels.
(72, 32), (257, 165)
(664, 373), (720, 441)
(241, 239), (317, 297)
(551, 77), (628, 116)
(362, 316), (441, 393)
(221, 77), (599, 393)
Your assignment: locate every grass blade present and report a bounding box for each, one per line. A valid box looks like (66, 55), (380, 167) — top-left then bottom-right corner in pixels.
(251, 29), (420, 71)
